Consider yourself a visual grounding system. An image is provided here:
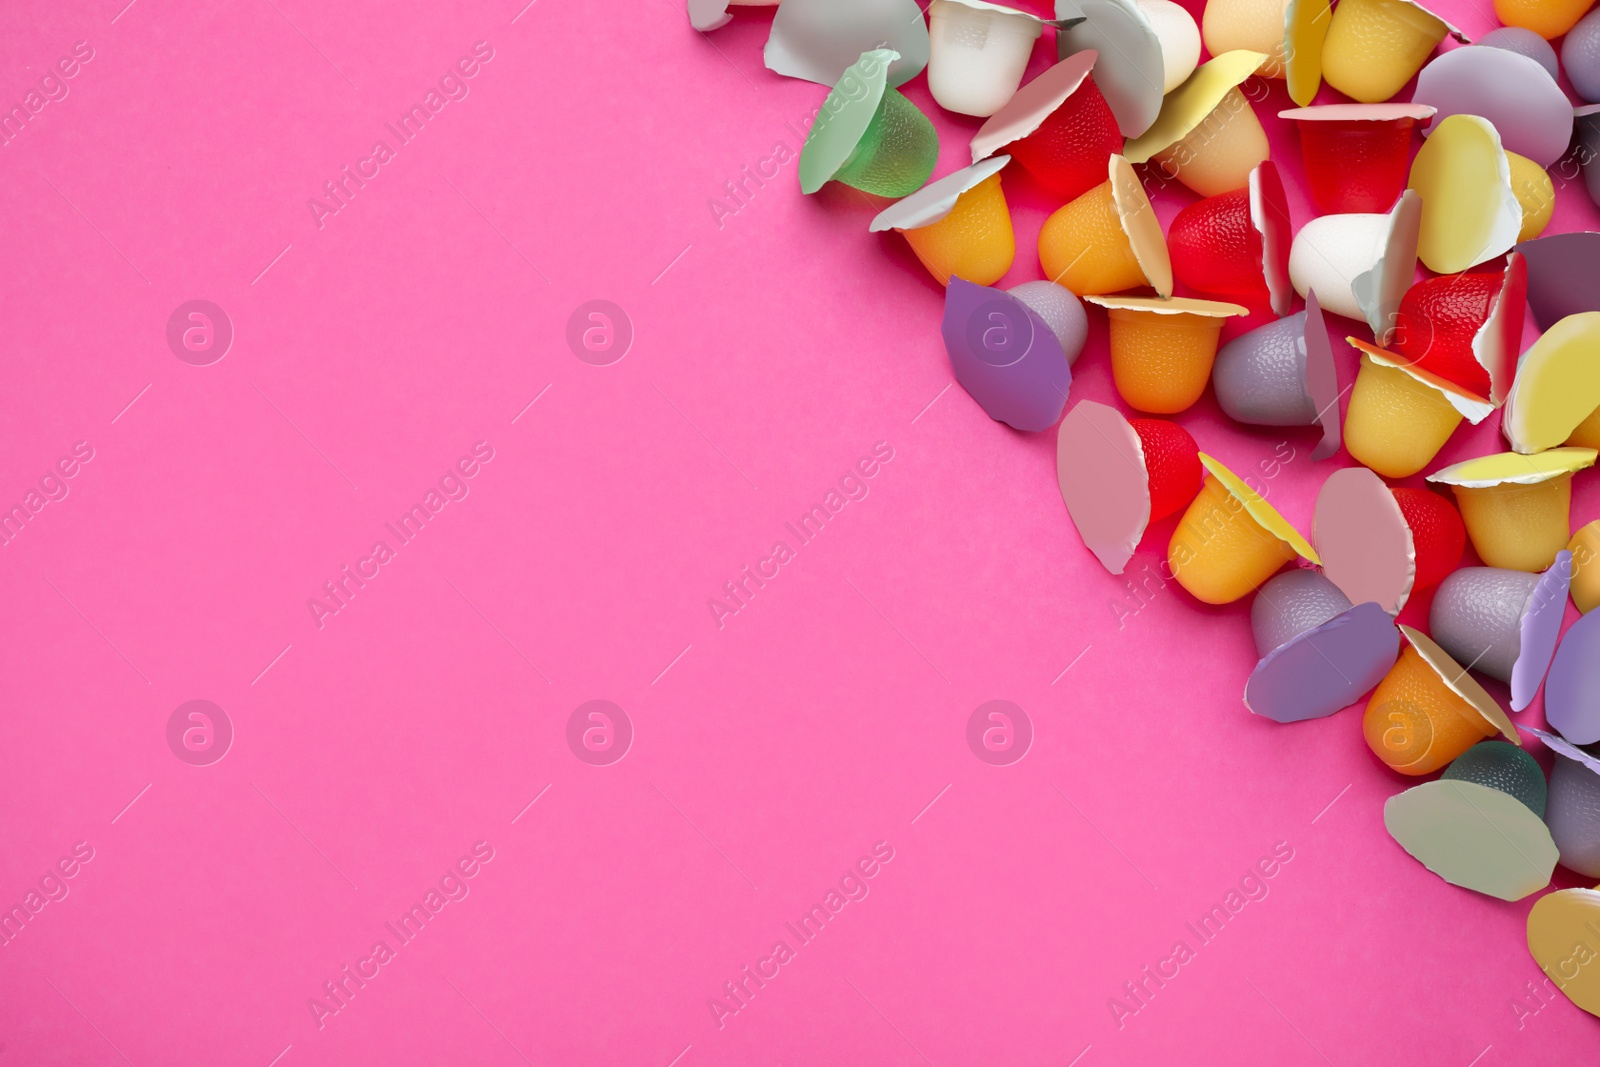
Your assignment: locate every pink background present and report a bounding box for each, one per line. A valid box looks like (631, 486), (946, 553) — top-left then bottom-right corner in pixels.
(2, 0), (1597, 1062)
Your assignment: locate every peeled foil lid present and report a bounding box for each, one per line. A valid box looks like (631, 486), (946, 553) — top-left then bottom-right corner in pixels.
(871, 156), (1010, 232)
(688, 0), (737, 32)
(798, 49), (895, 194)
(1426, 447), (1598, 488)
(1278, 103), (1437, 122)
(1408, 115), (1521, 275)
(1085, 294), (1249, 317)
(1284, 0), (1333, 107)
(1502, 311), (1600, 454)
(1413, 46), (1573, 168)
(1349, 338), (1496, 425)
(1109, 154), (1174, 297)
(1351, 189), (1422, 345)
(1473, 251), (1526, 409)
(942, 278), (1073, 432)
(765, 0), (930, 87)
(1249, 161), (1293, 317)
(1245, 602), (1400, 723)
(1303, 292), (1341, 460)
(1384, 779), (1557, 901)
(1315, 466), (1416, 616)
(1056, 0), (1166, 138)
(1512, 551), (1572, 713)
(1545, 607), (1600, 745)
(1123, 50), (1268, 163)
(1400, 624), (1519, 744)
(971, 51), (1100, 162)
(1518, 231), (1600, 332)
(1198, 453), (1321, 563)
(1056, 399), (1151, 574)
(1528, 888), (1600, 1018)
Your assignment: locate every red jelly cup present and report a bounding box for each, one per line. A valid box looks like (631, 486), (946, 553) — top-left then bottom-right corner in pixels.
(1167, 161), (1292, 315)
(971, 51), (1123, 202)
(1280, 103), (1436, 215)
(1389, 251), (1525, 404)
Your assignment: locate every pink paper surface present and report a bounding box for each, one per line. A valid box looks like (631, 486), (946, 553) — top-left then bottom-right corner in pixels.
(2, 1), (1597, 1063)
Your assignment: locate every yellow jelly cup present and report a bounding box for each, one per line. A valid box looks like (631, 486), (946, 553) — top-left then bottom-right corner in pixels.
(1039, 154), (1172, 296)
(1202, 0), (1292, 77)
(1509, 152), (1555, 242)
(1322, 0), (1462, 103)
(1343, 341), (1493, 479)
(1363, 627), (1519, 776)
(1124, 51), (1271, 197)
(1495, 0), (1595, 38)
(1569, 521), (1600, 613)
(870, 157), (1016, 287)
(1427, 449), (1598, 572)
(1167, 453), (1319, 605)
(1085, 295), (1249, 413)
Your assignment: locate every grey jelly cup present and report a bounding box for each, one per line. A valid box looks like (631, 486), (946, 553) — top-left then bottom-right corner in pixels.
(1210, 291), (1340, 459)
(1245, 569), (1400, 723)
(1428, 552), (1570, 711)
(1523, 727), (1600, 878)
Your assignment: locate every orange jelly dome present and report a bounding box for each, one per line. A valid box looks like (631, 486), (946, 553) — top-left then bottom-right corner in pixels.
(1038, 182), (1146, 295)
(901, 172), (1016, 286)
(1363, 646), (1496, 775)
(1107, 309), (1229, 414)
(1168, 476), (1296, 604)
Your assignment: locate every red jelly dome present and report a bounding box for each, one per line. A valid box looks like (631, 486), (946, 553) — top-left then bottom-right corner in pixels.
(1006, 75), (1122, 202)
(1130, 418), (1202, 521)
(1392, 487), (1467, 591)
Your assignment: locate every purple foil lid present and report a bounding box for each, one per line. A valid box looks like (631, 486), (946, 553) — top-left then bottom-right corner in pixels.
(1244, 602), (1401, 723)
(942, 278), (1072, 432)
(1517, 232), (1600, 332)
(1513, 551), (1572, 711)
(1546, 598), (1600, 744)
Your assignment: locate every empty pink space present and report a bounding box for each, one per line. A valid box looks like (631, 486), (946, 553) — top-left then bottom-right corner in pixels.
(0, 0), (1595, 1063)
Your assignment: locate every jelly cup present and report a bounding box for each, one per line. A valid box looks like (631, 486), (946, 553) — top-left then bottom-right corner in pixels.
(1342, 341), (1493, 479)
(1409, 114), (1522, 275)
(1427, 449), (1598, 572)
(1124, 50), (1271, 197)
(1137, 0), (1202, 91)
(1574, 105), (1600, 211)
(1167, 453), (1319, 605)
(1321, 0), (1463, 103)
(1479, 26), (1561, 77)
(870, 157), (1016, 286)
(971, 52), (1123, 203)
(1502, 311), (1600, 453)
(1279, 104), (1434, 214)
(1509, 153), (1555, 241)
(1391, 487), (1466, 592)
(1056, 401), (1202, 573)
(1362, 626), (1519, 777)
(1390, 252), (1525, 405)
(1568, 13), (1600, 102)
(1570, 522), (1600, 613)
(1288, 190), (1420, 339)
(1198, 0), (1332, 96)
(1245, 570), (1399, 723)
(1038, 155), (1172, 297)
(941, 278), (1072, 432)
(799, 49), (939, 197)
(1385, 740), (1556, 901)
(1056, 0), (1166, 138)
(1496, 0), (1595, 38)
(1429, 553), (1571, 709)
(1008, 281), (1087, 363)
(927, 0), (1052, 118)
(1528, 882), (1600, 1019)
(1523, 728), (1600, 880)
(1086, 295), (1249, 414)
(1167, 161), (1291, 313)
(1211, 291), (1340, 459)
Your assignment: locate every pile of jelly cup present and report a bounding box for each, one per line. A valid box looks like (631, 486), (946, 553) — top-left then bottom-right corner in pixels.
(697, 0), (1600, 1019)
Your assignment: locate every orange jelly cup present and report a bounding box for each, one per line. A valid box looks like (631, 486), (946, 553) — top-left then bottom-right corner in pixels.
(1364, 632), (1517, 775)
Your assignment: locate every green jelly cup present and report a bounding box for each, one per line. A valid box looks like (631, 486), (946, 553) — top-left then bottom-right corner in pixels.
(800, 49), (939, 197)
